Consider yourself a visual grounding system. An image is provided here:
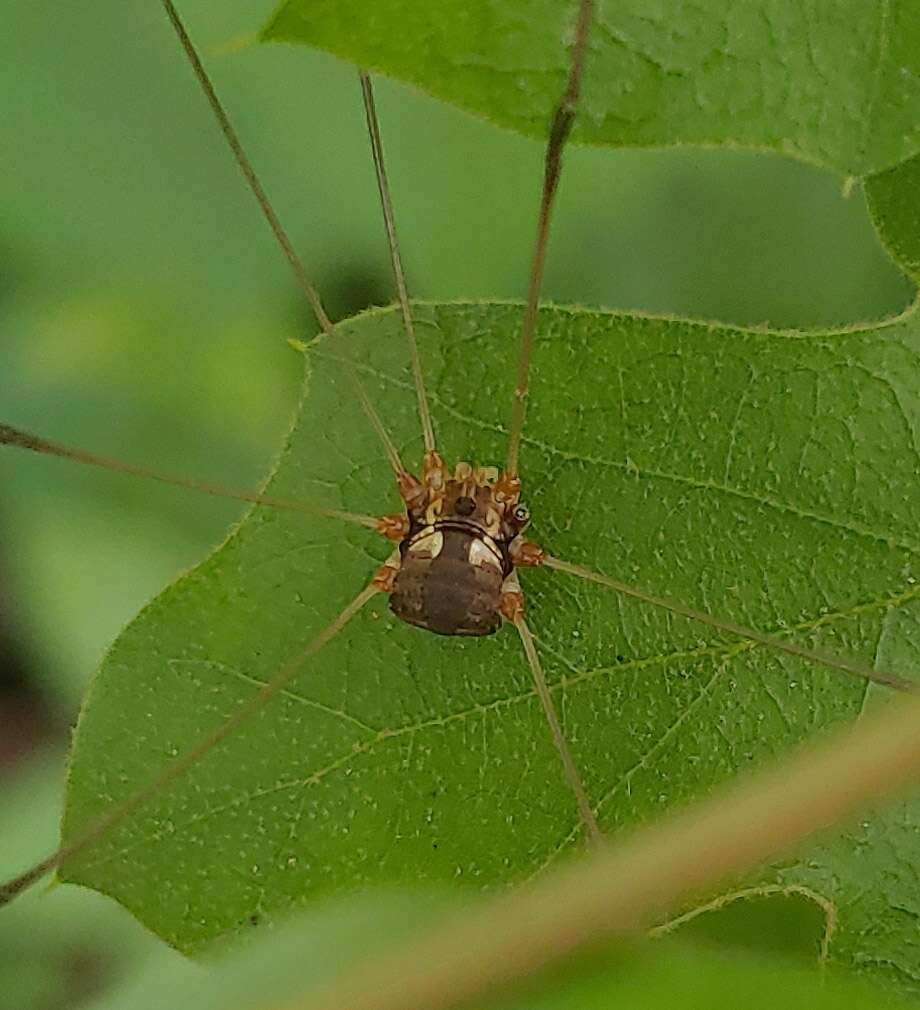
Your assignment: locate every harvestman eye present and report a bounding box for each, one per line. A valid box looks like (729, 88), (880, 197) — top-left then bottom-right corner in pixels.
(455, 495), (476, 516)
(1, 0), (915, 918)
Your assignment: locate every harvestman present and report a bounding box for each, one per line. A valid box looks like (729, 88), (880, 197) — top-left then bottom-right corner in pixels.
(1, 0), (915, 907)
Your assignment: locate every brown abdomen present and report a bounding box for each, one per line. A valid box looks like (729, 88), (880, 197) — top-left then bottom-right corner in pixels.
(390, 528), (504, 636)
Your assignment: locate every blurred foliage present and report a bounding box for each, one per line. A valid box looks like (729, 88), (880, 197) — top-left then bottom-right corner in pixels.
(0, 0), (917, 1007)
(80, 887), (916, 1010)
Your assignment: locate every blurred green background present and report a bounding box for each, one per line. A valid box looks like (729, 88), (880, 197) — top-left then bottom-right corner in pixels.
(0, 1), (915, 1006)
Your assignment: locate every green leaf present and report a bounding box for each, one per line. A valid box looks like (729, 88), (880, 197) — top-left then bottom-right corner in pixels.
(661, 888), (830, 964)
(866, 153), (920, 280)
(262, 0), (920, 177)
(63, 300), (920, 990)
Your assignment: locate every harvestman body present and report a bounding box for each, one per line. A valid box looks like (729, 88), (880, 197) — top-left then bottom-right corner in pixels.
(382, 458), (535, 636)
(0, 0), (915, 908)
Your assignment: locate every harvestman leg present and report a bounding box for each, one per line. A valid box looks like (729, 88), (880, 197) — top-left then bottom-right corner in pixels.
(359, 71), (437, 458)
(540, 553), (918, 694)
(493, 0), (917, 701)
(0, 1), (428, 905)
(0, 424), (378, 530)
(501, 572), (603, 844)
(0, 574), (391, 906)
(455, 0), (604, 839)
(358, 38), (604, 841)
(5, 431), (906, 699)
(505, 0), (596, 480)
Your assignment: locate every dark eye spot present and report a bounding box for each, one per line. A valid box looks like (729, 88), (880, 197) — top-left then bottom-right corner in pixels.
(455, 495), (476, 516)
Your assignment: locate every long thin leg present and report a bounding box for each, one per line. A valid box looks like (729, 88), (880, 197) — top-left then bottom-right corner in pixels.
(160, 0), (332, 335)
(338, 365), (432, 513)
(345, 369), (410, 480)
(359, 72), (436, 455)
(543, 554), (918, 694)
(505, 0), (595, 477)
(161, 2), (411, 485)
(8, 13), (409, 527)
(0, 576), (385, 908)
(0, 422), (378, 529)
(513, 614), (603, 846)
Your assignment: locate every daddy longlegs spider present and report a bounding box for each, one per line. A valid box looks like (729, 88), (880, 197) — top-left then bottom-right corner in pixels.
(1, 0), (916, 946)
